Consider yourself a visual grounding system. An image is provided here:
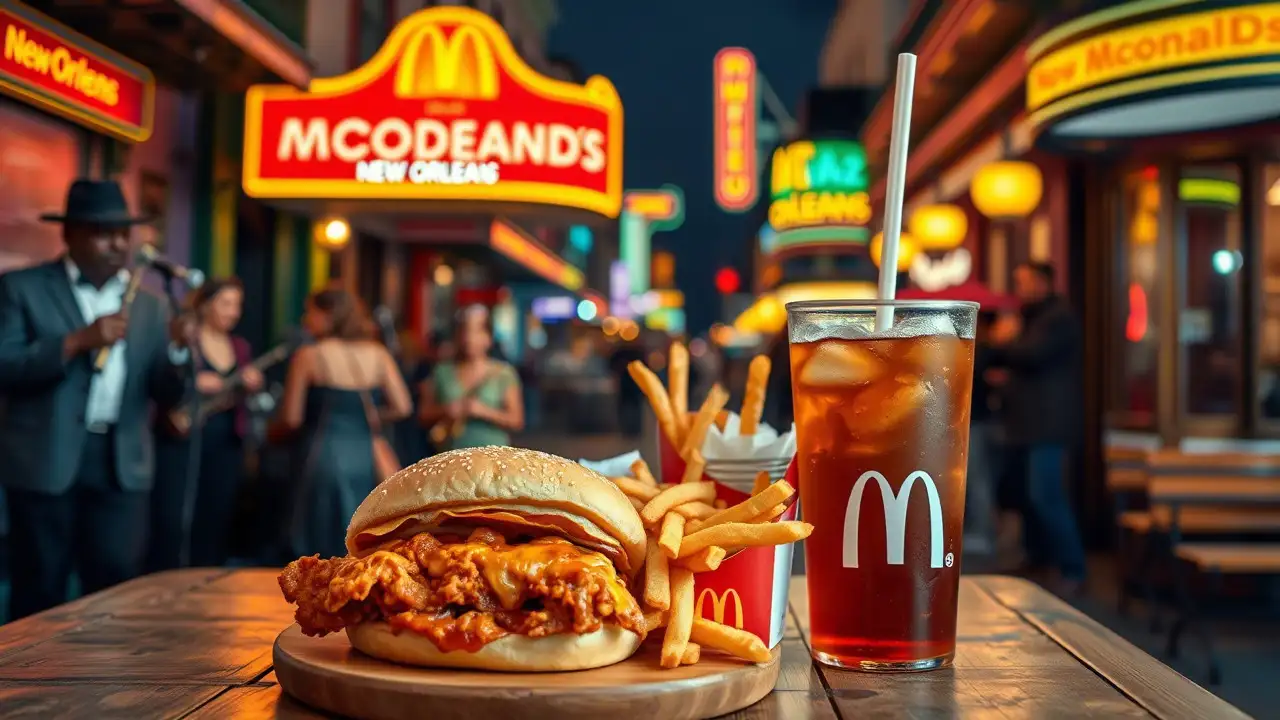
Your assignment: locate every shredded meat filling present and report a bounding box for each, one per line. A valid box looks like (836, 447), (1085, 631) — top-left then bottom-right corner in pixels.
(278, 529), (645, 653)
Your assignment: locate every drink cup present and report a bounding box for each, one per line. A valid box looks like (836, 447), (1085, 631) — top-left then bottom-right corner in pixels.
(785, 299), (977, 671)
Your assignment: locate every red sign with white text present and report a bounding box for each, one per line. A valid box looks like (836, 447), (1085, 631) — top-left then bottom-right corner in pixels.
(0, 0), (153, 142)
(243, 6), (623, 218)
(713, 47), (758, 213)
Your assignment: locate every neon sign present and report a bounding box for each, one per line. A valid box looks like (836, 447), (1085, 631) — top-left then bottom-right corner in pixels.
(713, 48), (757, 213)
(490, 219), (584, 291)
(768, 139), (871, 232)
(243, 7), (623, 217)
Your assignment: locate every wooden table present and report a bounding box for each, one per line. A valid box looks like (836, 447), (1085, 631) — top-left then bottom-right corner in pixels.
(0, 569), (1249, 719)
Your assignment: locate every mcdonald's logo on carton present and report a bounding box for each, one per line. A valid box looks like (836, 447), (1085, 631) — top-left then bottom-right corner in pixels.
(696, 588), (744, 629)
(242, 6), (623, 218)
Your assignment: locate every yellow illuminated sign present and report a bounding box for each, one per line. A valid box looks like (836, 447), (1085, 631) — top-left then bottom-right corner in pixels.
(695, 588), (744, 629)
(489, 219), (584, 291)
(1028, 4), (1280, 121)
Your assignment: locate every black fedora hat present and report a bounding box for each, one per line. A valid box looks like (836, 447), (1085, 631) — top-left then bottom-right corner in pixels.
(40, 179), (152, 226)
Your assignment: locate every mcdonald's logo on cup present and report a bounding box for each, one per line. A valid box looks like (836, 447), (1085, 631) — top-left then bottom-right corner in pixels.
(242, 6), (623, 218)
(843, 470), (947, 569)
(696, 588), (744, 629)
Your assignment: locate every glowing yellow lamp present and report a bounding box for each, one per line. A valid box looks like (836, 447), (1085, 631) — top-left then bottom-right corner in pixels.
(971, 161), (1043, 219)
(870, 232), (918, 272)
(909, 203), (968, 250)
(315, 217), (351, 250)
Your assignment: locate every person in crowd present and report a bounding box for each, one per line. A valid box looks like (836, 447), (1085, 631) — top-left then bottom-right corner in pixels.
(963, 311), (999, 557)
(0, 179), (191, 619)
(608, 337), (646, 436)
(419, 306), (524, 450)
(276, 288), (411, 559)
(988, 262), (1087, 593)
(147, 277), (262, 571)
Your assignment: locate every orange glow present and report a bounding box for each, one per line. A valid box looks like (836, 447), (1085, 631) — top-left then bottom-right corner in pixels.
(489, 219), (583, 291)
(624, 190), (677, 221)
(1126, 283), (1148, 342)
(713, 47), (757, 212)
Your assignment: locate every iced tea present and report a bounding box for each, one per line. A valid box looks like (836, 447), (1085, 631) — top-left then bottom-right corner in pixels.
(787, 301), (976, 671)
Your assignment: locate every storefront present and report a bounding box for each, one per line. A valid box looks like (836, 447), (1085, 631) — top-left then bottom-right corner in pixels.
(0, 0), (154, 271)
(240, 5), (622, 351)
(1028, 0), (1280, 445)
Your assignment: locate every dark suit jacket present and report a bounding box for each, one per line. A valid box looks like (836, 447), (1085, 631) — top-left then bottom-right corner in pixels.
(0, 260), (188, 494)
(989, 295), (1083, 447)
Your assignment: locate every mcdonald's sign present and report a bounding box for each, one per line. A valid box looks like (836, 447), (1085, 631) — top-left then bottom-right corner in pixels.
(695, 588), (745, 629)
(242, 6), (623, 218)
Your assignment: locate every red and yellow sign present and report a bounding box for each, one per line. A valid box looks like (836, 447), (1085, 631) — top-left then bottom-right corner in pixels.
(1028, 4), (1280, 116)
(243, 6), (623, 217)
(490, 219), (584, 291)
(713, 47), (757, 213)
(0, 0), (153, 142)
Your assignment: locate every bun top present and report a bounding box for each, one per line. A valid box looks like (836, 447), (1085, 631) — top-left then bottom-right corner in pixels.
(345, 446), (646, 576)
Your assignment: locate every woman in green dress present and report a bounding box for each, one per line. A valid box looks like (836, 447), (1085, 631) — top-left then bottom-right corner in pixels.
(418, 307), (524, 449)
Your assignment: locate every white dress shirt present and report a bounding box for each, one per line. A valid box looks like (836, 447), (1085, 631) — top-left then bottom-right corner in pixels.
(64, 259), (189, 428)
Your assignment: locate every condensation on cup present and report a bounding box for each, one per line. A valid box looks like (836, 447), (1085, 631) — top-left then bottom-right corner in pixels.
(785, 300), (978, 672)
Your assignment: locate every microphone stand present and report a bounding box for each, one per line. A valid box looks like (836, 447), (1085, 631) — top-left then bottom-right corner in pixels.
(166, 273), (203, 569)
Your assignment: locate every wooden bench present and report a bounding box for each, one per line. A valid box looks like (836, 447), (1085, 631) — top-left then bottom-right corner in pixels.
(1118, 506), (1280, 534)
(1175, 544), (1280, 573)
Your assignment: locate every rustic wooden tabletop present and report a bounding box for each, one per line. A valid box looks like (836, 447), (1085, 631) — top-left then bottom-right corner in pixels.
(0, 569), (1250, 719)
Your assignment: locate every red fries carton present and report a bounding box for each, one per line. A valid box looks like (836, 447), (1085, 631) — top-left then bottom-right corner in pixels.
(656, 429), (798, 648)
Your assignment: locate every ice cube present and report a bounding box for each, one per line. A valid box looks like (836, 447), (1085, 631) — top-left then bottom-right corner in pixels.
(839, 377), (928, 436)
(799, 341), (886, 387)
(873, 313), (957, 340)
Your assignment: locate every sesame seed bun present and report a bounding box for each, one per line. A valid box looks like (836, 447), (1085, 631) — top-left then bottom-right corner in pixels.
(345, 446), (647, 578)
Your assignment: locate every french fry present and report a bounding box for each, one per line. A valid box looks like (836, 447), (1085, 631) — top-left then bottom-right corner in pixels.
(641, 481), (716, 526)
(691, 618), (771, 663)
(680, 449), (706, 485)
(687, 480), (795, 533)
(660, 568), (695, 668)
(681, 384), (729, 458)
(750, 503), (788, 524)
(658, 511), (685, 559)
(678, 521), (813, 560)
(713, 409), (731, 432)
(630, 458), (659, 487)
(629, 496), (646, 512)
(644, 537), (671, 610)
(671, 501), (718, 520)
(677, 545), (726, 573)
(751, 470), (771, 496)
(714, 499), (728, 510)
(644, 610), (668, 633)
(629, 361), (681, 449)
(612, 476), (660, 501)
(669, 342), (690, 437)
(739, 355), (771, 436)
(681, 642), (701, 665)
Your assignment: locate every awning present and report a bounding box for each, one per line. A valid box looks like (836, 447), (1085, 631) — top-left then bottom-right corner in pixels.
(22, 0), (312, 90)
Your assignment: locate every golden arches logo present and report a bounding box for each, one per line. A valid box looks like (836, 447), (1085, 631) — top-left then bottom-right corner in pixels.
(695, 588), (744, 629)
(395, 23), (497, 100)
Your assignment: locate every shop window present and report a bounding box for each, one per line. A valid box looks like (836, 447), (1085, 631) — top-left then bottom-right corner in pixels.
(1113, 167), (1160, 423)
(1258, 164), (1280, 420)
(1179, 164), (1243, 417)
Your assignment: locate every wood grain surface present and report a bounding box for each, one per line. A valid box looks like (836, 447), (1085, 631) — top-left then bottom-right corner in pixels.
(0, 569), (1251, 719)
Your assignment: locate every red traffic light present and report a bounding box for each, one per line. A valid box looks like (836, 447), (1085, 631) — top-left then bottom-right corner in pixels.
(714, 267), (740, 294)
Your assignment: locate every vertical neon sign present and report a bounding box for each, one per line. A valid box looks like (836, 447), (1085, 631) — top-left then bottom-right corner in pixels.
(713, 47), (758, 213)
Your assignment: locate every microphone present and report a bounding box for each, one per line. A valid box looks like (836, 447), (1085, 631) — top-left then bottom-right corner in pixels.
(138, 245), (205, 288)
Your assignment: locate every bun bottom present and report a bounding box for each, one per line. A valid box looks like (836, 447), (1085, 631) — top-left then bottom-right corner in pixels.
(346, 621), (643, 672)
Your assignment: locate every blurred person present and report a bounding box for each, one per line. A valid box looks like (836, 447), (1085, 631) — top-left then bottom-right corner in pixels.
(963, 311), (999, 557)
(608, 337), (646, 436)
(0, 179), (191, 619)
(276, 288), (411, 559)
(147, 277), (262, 571)
(419, 306), (524, 450)
(989, 262), (1087, 593)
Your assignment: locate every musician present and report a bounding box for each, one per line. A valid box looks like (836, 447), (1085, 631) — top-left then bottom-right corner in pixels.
(0, 179), (192, 620)
(148, 277), (262, 571)
(418, 305), (524, 450)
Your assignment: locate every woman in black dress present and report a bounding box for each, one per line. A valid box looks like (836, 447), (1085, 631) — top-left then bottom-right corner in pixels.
(147, 278), (263, 570)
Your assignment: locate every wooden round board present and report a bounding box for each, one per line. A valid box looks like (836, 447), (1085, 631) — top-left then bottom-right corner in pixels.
(274, 625), (781, 720)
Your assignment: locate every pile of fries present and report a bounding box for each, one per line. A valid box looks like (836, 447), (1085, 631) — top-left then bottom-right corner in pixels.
(611, 459), (812, 669)
(627, 342), (774, 473)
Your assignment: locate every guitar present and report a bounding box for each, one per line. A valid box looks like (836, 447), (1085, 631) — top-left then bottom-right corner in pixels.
(166, 339), (300, 436)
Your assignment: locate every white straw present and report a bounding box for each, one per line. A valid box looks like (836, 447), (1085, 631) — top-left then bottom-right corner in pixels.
(875, 53), (918, 332)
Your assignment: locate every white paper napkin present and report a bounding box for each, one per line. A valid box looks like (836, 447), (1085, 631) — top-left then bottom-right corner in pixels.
(701, 411), (797, 463)
(578, 450), (642, 477)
